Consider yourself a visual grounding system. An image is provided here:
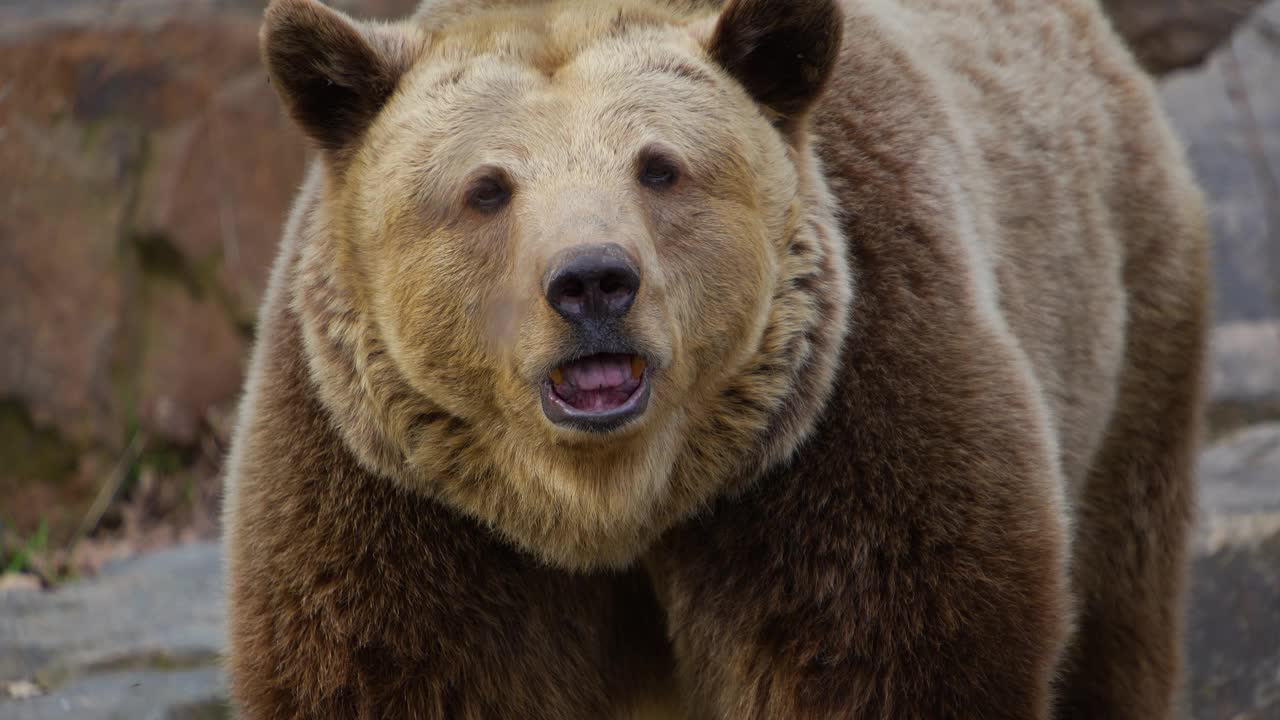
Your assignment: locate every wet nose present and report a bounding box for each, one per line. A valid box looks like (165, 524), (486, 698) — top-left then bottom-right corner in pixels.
(544, 243), (640, 322)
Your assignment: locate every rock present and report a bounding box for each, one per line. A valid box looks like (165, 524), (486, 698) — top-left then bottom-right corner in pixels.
(1198, 424), (1280, 523)
(0, 45), (139, 452)
(0, 400), (106, 549)
(1188, 423), (1280, 719)
(4, 680), (42, 700)
(1161, 1), (1280, 326)
(0, 3), (249, 538)
(1101, 0), (1269, 75)
(135, 276), (247, 448)
(0, 0), (416, 541)
(1159, 1), (1280, 433)
(1210, 322), (1280, 403)
(7, 672), (230, 720)
(0, 541), (226, 720)
(0, 574), (42, 594)
(134, 72), (305, 324)
(1208, 321), (1280, 439)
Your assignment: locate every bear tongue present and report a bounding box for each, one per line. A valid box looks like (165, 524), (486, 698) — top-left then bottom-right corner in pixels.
(552, 354), (641, 410)
(569, 355), (628, 390)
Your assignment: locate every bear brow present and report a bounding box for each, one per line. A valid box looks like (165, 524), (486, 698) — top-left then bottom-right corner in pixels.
(426, 64), (469, 92)
(640, 58), (716, 87)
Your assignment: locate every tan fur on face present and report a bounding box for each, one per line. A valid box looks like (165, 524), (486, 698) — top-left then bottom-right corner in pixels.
(292, 0), (850, 568)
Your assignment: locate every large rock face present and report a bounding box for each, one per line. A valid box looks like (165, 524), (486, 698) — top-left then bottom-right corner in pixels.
(1158, 0), (1280, 435)
(0, 0), (417, 544)
(1188, 424), (1280, 720)
(1102, 0), (1269, 75)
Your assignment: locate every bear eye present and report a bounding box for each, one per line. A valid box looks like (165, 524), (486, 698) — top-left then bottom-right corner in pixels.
(466, 175), (511, 213)
(638, 151), (680, 190)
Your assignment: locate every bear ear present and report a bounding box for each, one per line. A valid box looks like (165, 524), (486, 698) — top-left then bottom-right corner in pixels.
(261, 0), (421, 152)
(705, 0), (843, 128)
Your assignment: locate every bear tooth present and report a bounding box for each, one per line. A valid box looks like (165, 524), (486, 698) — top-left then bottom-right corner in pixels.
(550, 368), (564, 385)
(630, 355), (646, 379)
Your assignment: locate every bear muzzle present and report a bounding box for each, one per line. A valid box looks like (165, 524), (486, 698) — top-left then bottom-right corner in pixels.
(537, 242), (656, 433)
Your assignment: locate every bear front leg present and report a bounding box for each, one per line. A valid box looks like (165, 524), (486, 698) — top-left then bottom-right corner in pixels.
(223, 342), (674, 718)
(646, 372), (1072, 718)
(647, 472), (1069, 718)
(226, 474), (668, 719)
(1053, 268), (1205, 720)
(226, 471), (677, 719)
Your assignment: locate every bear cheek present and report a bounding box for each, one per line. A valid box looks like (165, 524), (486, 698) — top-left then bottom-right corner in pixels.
(677, 224), (775, 370)
(483, 293), (521, 356)
(377, 256), (491, 402)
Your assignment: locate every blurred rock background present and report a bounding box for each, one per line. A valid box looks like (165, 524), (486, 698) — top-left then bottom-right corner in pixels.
(0, 0), (1277, 718)
(0, 0), (421, 568)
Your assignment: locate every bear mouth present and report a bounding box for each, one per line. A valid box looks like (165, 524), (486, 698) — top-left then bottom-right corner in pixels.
(541, 353), (650, 432)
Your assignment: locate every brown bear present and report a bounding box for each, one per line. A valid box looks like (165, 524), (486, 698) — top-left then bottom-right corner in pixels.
(222, 0), (1209, 717)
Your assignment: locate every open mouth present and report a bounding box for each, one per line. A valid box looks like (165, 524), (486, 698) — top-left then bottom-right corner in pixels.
(541, 353), (651, 432)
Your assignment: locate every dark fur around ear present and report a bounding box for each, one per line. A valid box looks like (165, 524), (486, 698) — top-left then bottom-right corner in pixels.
(261, 0), (420, 152)
(708, 0), (843, 124)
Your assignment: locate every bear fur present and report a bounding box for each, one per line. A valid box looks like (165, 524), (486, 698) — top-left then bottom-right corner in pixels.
(223, 0), (1210, 717)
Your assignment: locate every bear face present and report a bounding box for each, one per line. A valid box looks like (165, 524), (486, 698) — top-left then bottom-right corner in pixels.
(263, 0), (851, 569)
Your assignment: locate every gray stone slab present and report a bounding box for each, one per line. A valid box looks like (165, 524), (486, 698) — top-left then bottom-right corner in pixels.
(1189, 423), (1280, 720)
(0, 542), (227, 719)
(1161, 1), (1280, 328)
(1160, 1), (1280, 425)
(1188, 536), (1280, 720)
(3, 670), (229, 720)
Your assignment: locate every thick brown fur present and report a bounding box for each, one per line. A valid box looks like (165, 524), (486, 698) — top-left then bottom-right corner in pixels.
(224, 0), (1209, 717)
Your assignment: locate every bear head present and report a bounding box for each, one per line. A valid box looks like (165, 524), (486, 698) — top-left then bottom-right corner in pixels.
(261, 0), (851, 568)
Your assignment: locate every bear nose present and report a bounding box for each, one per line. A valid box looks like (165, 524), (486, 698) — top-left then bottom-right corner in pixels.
(544, 243), (641, 322)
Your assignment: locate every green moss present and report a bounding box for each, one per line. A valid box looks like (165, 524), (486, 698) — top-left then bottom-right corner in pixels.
(108, 247), (147, 428)
(192, 242), (257, 339)
(164, 698), (233, 720)
(115, 438), (195, 499)
(1206, 398), (1280, 441)
(3, 518), (49, 574)
(140, 444), (187, 475)
(86, 650), (222, 674)
(80, 117), (106, 154)
(135, 231), (205, 300)
(129, 230), (256, 340)
(0, 399), (79, 483)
